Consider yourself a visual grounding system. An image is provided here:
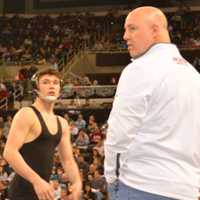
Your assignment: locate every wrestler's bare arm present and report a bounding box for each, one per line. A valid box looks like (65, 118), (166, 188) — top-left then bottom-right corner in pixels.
(58, 117), (82, 199)
(3, 107), (55, 200)
(3, 107), (40, 182)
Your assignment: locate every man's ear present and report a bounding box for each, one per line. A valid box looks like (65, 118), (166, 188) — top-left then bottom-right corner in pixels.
(152, 24), (159, 34)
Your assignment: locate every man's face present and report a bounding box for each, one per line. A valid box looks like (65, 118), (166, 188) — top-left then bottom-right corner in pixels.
(37, 74), (60, 99)
(123, 13), (154, 58)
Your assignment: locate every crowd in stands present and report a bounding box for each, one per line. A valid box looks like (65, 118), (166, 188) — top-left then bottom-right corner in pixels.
(0, 7), (200, 68)
(0, 80), (23, 109)
(0, 112), (108, 200)
(0, 7), (200, 106)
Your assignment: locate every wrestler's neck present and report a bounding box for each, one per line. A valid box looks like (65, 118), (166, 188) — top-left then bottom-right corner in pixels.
(33, 98), (55, 115)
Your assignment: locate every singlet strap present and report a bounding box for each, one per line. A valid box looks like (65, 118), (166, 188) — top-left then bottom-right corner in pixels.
(29, 105), (47, 132)
(56, 116), (62, 136)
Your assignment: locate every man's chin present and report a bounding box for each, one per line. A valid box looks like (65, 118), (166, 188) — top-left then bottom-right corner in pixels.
(129, 51), (136, 58)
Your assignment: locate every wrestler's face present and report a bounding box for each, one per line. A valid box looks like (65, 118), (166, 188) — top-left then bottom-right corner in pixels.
(123, 12), (155, 58)
(37, 74), (61, 99)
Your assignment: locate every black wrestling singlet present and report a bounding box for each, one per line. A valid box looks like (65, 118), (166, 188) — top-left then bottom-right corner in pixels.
(8, 106), (62, 200)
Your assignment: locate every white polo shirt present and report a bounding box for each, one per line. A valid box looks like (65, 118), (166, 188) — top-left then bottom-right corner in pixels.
(104, 43), (200, 200)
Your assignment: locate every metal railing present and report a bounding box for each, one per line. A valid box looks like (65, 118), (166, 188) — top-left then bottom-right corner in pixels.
(13, 84), (24, 102)
(0, 97), (8, 110)
(61, 85), (116, 99)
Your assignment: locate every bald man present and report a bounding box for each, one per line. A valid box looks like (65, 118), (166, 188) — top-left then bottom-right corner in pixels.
(104, 6), (200, 200)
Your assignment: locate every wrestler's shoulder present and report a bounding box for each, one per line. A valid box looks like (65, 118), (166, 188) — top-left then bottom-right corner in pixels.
(56, 115), (69, 127)
(14, 106), (36, 119)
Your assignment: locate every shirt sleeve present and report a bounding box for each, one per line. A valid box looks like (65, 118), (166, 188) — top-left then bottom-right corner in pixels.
(104, 65), (151, 183)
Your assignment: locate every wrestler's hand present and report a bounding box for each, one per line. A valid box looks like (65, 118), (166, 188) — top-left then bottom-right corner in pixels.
(32, 178), (55, 200)
(67, 182), (82, 200)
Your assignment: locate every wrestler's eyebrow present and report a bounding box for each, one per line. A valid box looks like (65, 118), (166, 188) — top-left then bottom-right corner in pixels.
(42, 77), (59, 81)
(41, 78), (59, 83)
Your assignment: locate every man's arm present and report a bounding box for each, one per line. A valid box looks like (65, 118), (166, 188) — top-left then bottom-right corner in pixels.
(3, 107), (54, 200)
(58, 117), (82, 200)
(104, 93), (146, 183)
(104, 65), (149, 184)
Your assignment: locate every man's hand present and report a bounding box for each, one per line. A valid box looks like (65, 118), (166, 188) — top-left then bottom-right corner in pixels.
(67, 182), (82, 200)
(32, 178), (55, 200)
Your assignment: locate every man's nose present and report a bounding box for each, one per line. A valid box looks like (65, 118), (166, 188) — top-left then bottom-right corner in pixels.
(123, 31), (128, 41)
(49, 82), (56, 88)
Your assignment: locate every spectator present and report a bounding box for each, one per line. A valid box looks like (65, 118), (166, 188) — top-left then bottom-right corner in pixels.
(74, 129), (90, 147)
(75, 114), (86, 130)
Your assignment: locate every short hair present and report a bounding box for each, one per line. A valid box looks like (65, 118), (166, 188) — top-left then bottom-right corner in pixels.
(34, 68), (61, 82)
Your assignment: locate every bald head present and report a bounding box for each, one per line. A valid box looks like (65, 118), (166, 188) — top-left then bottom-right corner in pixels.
(128, 6), (168, 30)
(124, 6), (170, 58)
